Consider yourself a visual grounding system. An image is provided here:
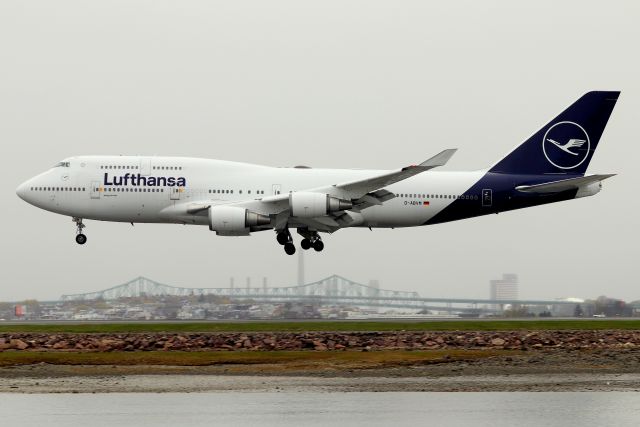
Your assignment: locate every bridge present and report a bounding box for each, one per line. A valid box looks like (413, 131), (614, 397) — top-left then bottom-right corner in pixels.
(59, 275), (580, 313)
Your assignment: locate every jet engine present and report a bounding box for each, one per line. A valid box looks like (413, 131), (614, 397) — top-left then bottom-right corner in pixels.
(208, 206), (271, 233)
(289, 192), (352, 218)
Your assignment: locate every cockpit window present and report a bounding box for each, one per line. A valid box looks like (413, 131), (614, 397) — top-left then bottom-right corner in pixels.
(54, 161), (70, 168)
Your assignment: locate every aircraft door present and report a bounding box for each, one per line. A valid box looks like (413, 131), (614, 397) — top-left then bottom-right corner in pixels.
(272, 184), (282, 195)
(90, 181), (101, 199)
(139, 158), (151, 176)
(169, 187), (181, 200)
(481, 189), (492, 207)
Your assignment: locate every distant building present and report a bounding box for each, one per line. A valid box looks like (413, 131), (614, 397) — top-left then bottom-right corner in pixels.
(490, 274), (519, 304)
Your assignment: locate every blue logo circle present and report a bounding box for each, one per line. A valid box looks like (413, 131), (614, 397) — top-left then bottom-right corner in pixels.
(542, 121), (590, 170)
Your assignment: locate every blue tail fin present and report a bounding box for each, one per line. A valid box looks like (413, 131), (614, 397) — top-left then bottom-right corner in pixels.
(489, 91), (620, 175)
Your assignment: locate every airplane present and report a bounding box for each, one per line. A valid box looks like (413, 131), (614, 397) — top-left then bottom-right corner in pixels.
(16, 91), (619, 255)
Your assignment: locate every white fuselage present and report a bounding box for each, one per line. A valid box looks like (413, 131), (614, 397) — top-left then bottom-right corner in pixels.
(16, 156), (485, 229)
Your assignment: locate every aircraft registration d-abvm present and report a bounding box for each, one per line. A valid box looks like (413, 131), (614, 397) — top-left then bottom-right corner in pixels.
(17, 91), (618, 255)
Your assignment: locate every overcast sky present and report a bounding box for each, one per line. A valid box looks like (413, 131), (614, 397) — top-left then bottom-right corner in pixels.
(1, 1), (638, 302)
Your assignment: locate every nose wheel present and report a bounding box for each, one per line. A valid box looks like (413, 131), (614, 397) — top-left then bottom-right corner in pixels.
(72, 217), (87, 245)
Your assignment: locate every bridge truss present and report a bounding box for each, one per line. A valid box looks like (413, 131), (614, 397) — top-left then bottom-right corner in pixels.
(59, 275), (576, 313)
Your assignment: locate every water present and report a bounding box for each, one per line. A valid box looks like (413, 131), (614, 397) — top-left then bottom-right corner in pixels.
(1, 392), (639, 426)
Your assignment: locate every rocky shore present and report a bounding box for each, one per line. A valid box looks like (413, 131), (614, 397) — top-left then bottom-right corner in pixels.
(2, 330), (639, 352)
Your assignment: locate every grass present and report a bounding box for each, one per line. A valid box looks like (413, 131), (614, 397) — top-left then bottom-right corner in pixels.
(0, 349), (510, 369)
(1, 319), (639, 334)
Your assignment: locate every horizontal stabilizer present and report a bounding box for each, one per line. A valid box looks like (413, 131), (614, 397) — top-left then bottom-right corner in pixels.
(515, 174), (615, 194)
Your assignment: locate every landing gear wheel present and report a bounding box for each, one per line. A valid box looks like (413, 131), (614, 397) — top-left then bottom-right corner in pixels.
(284, 242), (296, 255)
(312, 239), (324, 252)
(300, 239), (311, 250)
(277, 232), (289, 245)
(72, 217), (87, 245)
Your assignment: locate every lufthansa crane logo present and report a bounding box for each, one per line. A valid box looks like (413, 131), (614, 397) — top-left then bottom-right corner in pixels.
(542, 121), (590, 169)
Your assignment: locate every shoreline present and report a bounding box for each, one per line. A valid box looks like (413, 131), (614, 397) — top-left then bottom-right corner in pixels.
(4, 372), (640, 393)
(2, 348), (640, 392)
(4, 326), (640, 392)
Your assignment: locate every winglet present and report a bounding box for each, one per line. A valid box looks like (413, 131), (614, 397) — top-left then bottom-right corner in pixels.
(419, 149), (457, 169)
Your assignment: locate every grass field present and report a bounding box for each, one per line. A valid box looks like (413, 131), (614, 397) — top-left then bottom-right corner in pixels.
(1, 319), (639, 334)
(0, 349), (510, 368)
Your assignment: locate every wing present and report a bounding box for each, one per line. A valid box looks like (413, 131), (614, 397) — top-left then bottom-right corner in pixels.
(171, 149), (456, 233)
(232, 149), (456, 230)
(329, 149), (457, 200)
(254, 148), (456, 204)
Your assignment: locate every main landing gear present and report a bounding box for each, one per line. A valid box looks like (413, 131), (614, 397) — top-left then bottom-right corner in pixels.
(73, 217), (87, 245)
(277, 228), (325, 255)
(299, 230), (324, 252)
(276, 229), (296, 255)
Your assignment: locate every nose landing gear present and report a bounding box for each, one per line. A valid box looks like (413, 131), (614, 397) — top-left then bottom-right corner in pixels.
(73, 217), (87, 245)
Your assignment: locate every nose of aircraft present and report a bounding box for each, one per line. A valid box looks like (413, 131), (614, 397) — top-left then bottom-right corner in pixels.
(16, 180), (31, 202)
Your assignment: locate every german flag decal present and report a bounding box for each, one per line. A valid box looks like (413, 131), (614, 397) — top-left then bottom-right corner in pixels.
(423, 201), (430, 206)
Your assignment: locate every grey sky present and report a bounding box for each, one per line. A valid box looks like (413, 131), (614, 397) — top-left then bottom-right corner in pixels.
(1, 1), (638, 302)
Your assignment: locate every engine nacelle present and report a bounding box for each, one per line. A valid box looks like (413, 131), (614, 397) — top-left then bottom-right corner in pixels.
(208, 206), (271, 234)
(289, 192), (353, 218)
